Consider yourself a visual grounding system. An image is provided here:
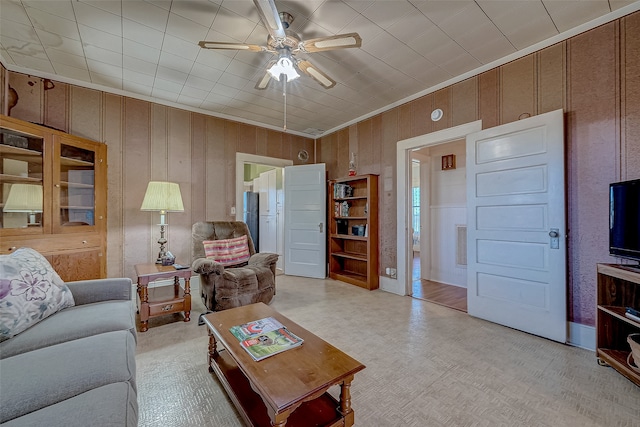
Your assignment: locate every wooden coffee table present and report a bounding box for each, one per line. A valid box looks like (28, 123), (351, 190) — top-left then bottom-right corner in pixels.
(203, 303), (365, 427)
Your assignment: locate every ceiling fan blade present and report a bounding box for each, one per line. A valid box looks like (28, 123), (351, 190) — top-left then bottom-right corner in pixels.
(255, 61), (276, 90)
(296, 60), (336, 89)
(253, 0), (286, 40)
(300, 33), (362, 53)
(198, 41), (266, 52)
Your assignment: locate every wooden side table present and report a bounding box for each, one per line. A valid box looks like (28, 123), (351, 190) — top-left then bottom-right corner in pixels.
(134, 263), (192, 332)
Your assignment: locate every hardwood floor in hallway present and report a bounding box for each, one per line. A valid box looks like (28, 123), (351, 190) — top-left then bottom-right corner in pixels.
(412, 252), (467, 312)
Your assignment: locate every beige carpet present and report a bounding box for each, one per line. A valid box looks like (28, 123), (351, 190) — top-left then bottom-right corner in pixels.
(135, 275), (639, 427)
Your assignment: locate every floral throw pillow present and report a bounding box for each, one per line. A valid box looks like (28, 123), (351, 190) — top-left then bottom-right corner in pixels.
(0, 248), (75, 341)
(203, 235), (251, 266)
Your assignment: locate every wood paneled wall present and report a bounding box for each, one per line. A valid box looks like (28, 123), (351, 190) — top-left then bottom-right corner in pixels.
(318, 12), (640, 326)
(1, 70), (314, 279)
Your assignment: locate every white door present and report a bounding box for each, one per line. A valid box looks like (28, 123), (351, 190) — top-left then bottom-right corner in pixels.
(466, 109), (566, 343)
(284, 163), (326, 278)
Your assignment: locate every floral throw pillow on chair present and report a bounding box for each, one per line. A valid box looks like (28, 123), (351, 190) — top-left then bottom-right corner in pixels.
(0, 248), (75, 341)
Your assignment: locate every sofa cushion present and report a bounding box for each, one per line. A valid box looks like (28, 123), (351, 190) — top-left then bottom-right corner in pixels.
(0, 330), (136, 423)
(0, 248), (75, 342)
(203, 235), (251, 266)
(0, 382), (138, 427)
(0, 299), (135, 359)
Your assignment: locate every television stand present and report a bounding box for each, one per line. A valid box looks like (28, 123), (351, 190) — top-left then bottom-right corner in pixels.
(596, 264), (640, 386)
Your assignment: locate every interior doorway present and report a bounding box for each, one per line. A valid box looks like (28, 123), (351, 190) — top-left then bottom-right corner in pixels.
(235, 154), (293, 274)
(409, 140), (468, 312)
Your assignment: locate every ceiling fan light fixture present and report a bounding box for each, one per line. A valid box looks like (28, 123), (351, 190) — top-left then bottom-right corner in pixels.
(268, 56), (299, 81)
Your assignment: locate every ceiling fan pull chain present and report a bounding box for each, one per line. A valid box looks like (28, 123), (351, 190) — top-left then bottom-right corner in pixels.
(283, 75), (288, 131)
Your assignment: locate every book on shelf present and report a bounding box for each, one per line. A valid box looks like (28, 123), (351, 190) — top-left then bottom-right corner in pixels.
(229, 317), (304, 361)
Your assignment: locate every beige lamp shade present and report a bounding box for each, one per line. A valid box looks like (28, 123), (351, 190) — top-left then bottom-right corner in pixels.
(4, 184), (43, 213)
(140, 181), (184, 213)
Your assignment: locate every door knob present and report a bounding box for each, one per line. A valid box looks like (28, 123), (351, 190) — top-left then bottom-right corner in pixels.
(549, 230), (559, 238)
(319, 223), (323, 233)
(549, 228), (560, 249)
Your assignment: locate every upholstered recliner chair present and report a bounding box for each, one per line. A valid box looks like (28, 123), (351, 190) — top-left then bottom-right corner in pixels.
(191, 221), (277, 314)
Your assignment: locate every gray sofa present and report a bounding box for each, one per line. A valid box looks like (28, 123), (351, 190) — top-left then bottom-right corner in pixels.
(0, 278), (138, 426)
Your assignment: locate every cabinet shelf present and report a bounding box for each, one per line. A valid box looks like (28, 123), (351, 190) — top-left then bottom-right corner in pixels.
(331, 234), (367, 241)
(0, 173), (43, 184)
(61, 181), (94, 189)
(331, 251), (367, 262)
(0, 145), (43, 163)
(596, 263), (640, 386)
(60, 157), (94, 167)
(329, 174), (378, 290)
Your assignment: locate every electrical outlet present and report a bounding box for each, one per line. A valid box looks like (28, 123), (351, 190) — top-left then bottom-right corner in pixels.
(389, 268), (397, 279)
(230, 206), (236, 215)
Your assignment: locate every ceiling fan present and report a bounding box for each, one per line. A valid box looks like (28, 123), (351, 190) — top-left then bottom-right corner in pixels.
(198, 0), (362, 90)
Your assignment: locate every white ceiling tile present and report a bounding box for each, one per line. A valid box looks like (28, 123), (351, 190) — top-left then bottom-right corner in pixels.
(35, 29), (84, 55)
(123, 55), (158, 76)
(386, 11), (435, 44)
(151, 87), (180, 102)
(8, 51), (55, 73)
(362, 31), (401, 59)
(469, 35), (516, 64)
(0, 46), (16, 65)
(189, 62), (223, 82)
(145, 1), (173, 12)
(342, 1), (375, 13)
(80, 1), (122, 16)
(210, 82), (240, 98)
(51, 62), (91, 81)
(177, 94), (204, 107)
(166, 12), (210, 44)
(611, 0), (636, 10)
(123, 39), (161, 64)
(23, 1), (74, 21)
(84, 44), (122, 67)
(161, 34), (200, 60)
(122, 1), (170, 32)
(478, 1), (558, 49)
(218, 0), (259, 22)
(79, 24), (122, 53)
(210, 8), (258, 42)
(46, 48), (87, 69)
(156, 65), (188, 85)
(360, 1), (416, 29)
(180, 85), (209, 100)
(123, 68), (156, 86)
(73, 1), (122, 37)
(543, 0), (612, 33)
(123, 19), (164, 50)
(1, 34), (46, 58)
(158, 51), (194, 74)
(2, 1), (31, 25)
(204, 91), (232, 104)
(0, 19), (40, 43)
(90, 71), (122, 89)
(170, 0), (220, 27)
(337, 14), (383, 44)
(415, 0), (473, 25)
(226, 59), (261, 80)
(440, 51), (482, 76)
(153, 77), (183, 93)
(87, 58), (122, 78)
(196, 48), (233, 71)
(309, 1), (359, 34)
(123, 80), (153, 96)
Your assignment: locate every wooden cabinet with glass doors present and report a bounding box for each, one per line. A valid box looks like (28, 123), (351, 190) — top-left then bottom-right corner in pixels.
(328, 174), (378, 290)
(0, 115), (107, 281)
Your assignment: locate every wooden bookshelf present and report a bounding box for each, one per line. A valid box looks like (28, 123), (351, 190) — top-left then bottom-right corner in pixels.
(328, 174), (378, 290)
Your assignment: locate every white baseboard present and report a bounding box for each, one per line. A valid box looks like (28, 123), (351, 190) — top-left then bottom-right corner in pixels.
(567, 321), (595, 351)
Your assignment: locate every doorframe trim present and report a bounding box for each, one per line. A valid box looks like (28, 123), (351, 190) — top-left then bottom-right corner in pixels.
(235, 153), (293, 221)
(392, 121), (482, 296)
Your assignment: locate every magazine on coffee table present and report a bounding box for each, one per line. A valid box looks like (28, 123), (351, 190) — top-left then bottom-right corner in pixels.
(229, 317), (304, 361)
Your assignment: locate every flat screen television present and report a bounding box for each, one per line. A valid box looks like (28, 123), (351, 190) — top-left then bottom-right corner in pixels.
(609, 178), (640, 263)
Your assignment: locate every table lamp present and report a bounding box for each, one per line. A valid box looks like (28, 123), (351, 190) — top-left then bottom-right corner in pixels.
(140, 181), (184, 263)
(4, 184), (43, 225)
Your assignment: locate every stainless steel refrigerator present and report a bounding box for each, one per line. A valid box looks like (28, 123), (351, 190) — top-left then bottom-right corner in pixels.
(243, 192), (259, 251)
